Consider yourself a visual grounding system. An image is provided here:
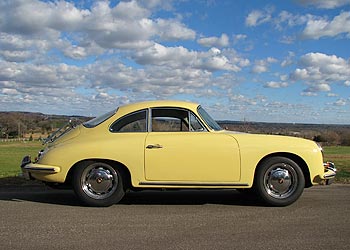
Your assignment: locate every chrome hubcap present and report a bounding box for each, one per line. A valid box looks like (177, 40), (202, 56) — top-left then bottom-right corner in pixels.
(264, 163), (298, 199)
(81, 164), (118, 200)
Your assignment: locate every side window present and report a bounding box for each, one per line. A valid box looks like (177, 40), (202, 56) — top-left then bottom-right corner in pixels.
(110, 110), (147, 133)
(190, 112), (206, 131)
(151, 108), (189, 132)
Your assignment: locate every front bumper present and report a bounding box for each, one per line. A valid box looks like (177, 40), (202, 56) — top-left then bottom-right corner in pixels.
(20, 155), (60, 180)
(320, 162), (337, 185)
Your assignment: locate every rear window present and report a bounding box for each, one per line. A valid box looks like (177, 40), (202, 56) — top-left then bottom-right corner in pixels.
(83, 109), (117, 128)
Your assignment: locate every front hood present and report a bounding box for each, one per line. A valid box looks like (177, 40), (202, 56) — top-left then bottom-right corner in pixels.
(223, 130), (319, 151)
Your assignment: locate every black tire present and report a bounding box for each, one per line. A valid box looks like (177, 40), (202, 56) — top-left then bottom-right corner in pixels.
(72, 161), (125, 207)
(254, 156), (305, 207)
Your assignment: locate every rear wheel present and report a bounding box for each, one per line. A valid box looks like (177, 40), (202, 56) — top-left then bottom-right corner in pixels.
(73, 161), (125, 207)
(255, 157), (305, 206)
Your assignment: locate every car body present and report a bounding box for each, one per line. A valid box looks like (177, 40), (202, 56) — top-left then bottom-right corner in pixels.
(20, 100), (336, 207)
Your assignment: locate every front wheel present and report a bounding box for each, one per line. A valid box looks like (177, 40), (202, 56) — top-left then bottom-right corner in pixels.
(255, 157), (305, 206)
(73, 161), (125, 207)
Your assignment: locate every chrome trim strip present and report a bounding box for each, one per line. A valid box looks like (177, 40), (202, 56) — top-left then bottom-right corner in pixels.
(24, 167), (57, 172)
(139, 182), (249, 187)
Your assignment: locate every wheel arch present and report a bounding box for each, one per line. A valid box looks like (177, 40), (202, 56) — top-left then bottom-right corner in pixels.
(65, 159), (133, 190)
(255, 152), (312, 188)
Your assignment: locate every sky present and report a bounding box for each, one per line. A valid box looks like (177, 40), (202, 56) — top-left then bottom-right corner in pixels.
(0, 0), (350, 124)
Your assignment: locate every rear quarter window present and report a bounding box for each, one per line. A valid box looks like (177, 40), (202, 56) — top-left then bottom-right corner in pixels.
(110, 110), (147, 132)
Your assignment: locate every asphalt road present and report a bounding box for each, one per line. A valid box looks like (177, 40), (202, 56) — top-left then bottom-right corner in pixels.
(0, 184), (349, 250)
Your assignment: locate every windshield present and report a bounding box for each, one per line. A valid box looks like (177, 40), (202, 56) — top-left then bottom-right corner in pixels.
(197, 106), (222, 131)
(83, 109), (117, 128)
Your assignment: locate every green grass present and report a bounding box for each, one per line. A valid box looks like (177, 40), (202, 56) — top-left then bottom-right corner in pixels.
(323, 146), (350, 155)
(0, 142), (349, 183)
(323, 146), (350, 182)
(0, 141), (43, 178)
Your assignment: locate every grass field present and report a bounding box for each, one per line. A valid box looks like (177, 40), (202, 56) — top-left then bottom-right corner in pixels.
(0, 141), (349, 183)
(0, 141), (43, 178)
(323, 146), (350, 182)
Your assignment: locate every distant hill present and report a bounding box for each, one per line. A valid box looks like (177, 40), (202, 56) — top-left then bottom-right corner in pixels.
(0, 111), (349, 145)
(218, 121), (350, 146)
(0, 111), (90, 140)
(218, 120), (350, 135)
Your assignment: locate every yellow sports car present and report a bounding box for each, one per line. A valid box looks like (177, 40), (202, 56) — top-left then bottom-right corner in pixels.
(20, 100), (336, 207)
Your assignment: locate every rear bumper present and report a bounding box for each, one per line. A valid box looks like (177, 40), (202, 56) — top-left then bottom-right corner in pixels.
(20, 155), (60, 180)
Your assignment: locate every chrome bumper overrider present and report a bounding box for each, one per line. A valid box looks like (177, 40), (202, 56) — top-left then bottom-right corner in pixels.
(322, 162), (337, 185)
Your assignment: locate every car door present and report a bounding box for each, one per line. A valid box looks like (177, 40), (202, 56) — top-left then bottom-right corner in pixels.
(144, 108), (240, 182)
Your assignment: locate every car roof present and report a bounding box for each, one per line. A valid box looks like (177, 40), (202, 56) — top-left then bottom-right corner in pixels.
(117, 100), (200, 114)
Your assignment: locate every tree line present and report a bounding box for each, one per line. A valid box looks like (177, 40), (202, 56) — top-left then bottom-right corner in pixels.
(219, 121), (350, 146)
(0, 112), (349, 146)
(0, 112), (89, 140)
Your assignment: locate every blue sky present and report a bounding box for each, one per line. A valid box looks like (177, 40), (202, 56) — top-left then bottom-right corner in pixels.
(0, 0), (349, 124)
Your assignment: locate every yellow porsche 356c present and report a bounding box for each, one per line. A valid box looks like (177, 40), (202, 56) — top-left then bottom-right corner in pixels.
(21, 100), (336, 207)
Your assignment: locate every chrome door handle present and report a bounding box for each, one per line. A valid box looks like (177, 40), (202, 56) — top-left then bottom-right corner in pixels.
(146, 144), (163, 149)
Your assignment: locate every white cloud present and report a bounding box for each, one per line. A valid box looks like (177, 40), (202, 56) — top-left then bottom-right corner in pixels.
(0, 61), (84, 92)
(112, 0), (150, 20)
(246, 9), (312, 30)
(0, 0), (88, 35)
(0, 0), (196, 56)
(334, 98), (347, 106)
(264, 81), (289, 88)
(0, 57), (225, 114)
(197, 33), (229, 47)
(155, 19), (196, 41)
(275, 11), (310, 29)
(245, 9), (273, 27)
(291, 53), (350, 82)
(233, 34), (247, 44)
(1, 88), (20, 95)
(279, 35), (296, 44)
(0, 50), (32, 62)
(280, 75), (288, 81)
(301, 91), (318, 96)
(252, 57), (277, 74)
(0, 32), (54, 62)
(302, 12), (350, 39)
(296, 0), (350, 9)
(132, 43), (247, 72)
(281, 52), (295, 67)
(225, 94), (258, 108)
(0, 1), (348, 123)
(291, 53), (350, 94)
(86, 59), (216, 96)
(0, 0), (249, 115)
(245, 8), (350, 41)
(132, 43), (195, 67)
(312, 83), (331, 92)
